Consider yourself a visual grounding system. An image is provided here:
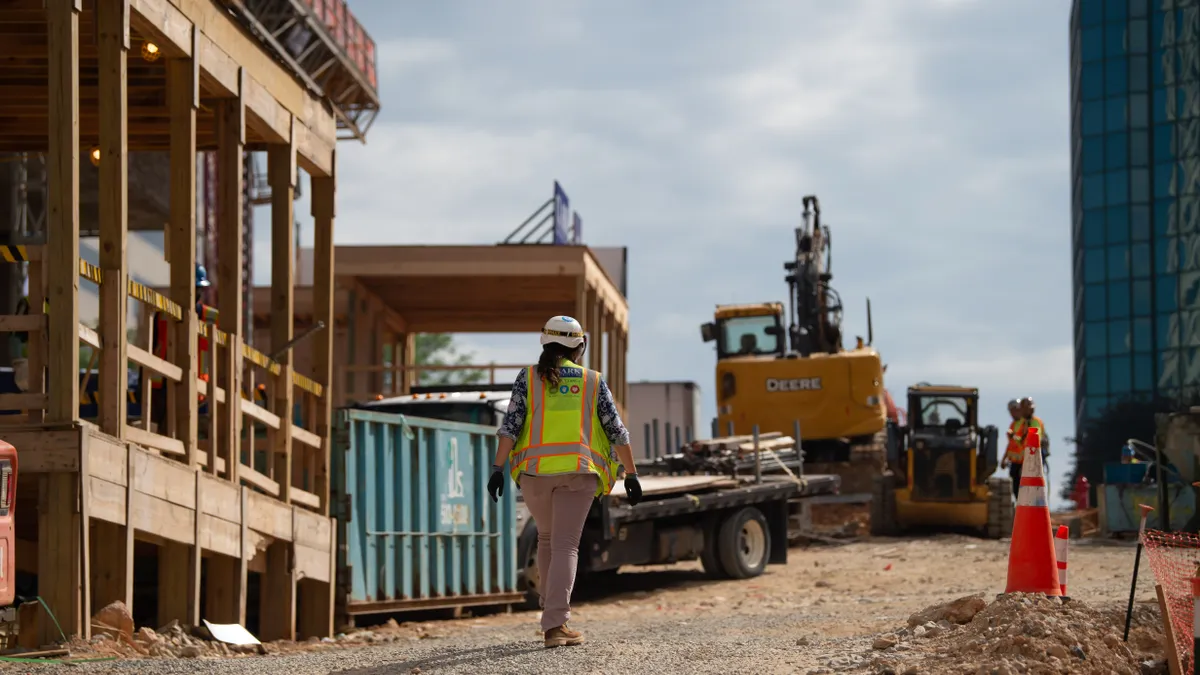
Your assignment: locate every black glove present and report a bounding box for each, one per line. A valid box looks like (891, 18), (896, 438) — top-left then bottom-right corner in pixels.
(624, 474), (642, 506)
(488, 466), (505, 503)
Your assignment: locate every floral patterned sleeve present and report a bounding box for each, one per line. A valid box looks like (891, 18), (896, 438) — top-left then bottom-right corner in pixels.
(496, 368), (528, 440)
(596, 377), (631, 446)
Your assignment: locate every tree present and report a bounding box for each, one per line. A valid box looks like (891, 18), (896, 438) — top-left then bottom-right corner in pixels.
(1062, 394), (1198, 502)
(414, 333), (486, 386)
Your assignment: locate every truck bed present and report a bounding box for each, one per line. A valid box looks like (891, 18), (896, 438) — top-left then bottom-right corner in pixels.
(604, 474), (840, 524)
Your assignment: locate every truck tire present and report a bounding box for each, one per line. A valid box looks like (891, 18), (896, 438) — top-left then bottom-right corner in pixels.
(870, 473), (898, 536)
(716, 507), (771, 580)
(700, 516), (730, 579)
(516, 521), (541, 611)
(986, 476), (1014, 539)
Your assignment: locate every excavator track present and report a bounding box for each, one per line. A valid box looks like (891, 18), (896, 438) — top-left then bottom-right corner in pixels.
(801, 431), (888, 537)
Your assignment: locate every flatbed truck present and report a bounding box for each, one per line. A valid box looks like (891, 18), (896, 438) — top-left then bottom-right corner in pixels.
(358, 386), (841, 608)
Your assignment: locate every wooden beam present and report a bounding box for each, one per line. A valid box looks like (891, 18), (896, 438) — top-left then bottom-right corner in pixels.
(216, 91), (244, 484)
(127, 0), (337, 173)
(268, 131), (295, 504)
(96, 0), (130, 437)
(168, 39), (199, 467)
(310, 161), (335, 515)
(46, 0), (81, 424)
(129, 0), (191, 58)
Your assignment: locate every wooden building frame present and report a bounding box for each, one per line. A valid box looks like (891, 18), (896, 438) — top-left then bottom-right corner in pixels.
(250, 245), (631, 414)
(0, 0), (342, 644)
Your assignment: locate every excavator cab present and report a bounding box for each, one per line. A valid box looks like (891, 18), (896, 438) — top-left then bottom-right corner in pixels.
(873, 384), (1011, 538)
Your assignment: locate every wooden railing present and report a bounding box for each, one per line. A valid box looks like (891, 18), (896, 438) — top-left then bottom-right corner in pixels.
(0, 245), (328, 512)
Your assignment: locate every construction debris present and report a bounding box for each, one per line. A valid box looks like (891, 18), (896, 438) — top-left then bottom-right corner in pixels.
(62, 617), (455, 661)
(865, 593), (1167, 675)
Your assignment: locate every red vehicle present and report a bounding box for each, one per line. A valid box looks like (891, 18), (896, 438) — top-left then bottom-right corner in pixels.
(0, 440), (16, 606)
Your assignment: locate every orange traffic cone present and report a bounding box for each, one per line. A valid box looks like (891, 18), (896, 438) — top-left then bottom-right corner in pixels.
(1004, 426), (1062, 596)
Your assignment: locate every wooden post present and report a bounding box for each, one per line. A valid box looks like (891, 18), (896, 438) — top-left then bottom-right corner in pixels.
(46, 0), (81, 424)
(41, 0), (85, 645)
(217, 80), (245, 484)
(310, 160), (335, 514)
(574, 277), (588, 350)
(205, 486), (248, 625)
(588, 289), (601, 371)
(268, 130), (295, 503)
(400, 333), (415, 394)
(167, 36), (199, 467)
(259, 539), (295, 641)
(620, 328), (629, 408)
(96, 0), (129, 437)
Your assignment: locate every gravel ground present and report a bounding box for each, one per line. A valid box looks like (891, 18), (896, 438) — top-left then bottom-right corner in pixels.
(6, 535), (1164, 674)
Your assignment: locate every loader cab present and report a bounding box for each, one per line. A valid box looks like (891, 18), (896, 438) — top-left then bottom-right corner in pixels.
(901, 385), (994, 502)
(700, 303), (786, 360)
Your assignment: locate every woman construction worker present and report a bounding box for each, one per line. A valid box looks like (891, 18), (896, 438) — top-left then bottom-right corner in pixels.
(487, 315), (642, 649)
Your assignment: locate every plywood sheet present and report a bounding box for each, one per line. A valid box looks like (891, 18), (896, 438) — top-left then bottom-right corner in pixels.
(608, 475), (738, 499)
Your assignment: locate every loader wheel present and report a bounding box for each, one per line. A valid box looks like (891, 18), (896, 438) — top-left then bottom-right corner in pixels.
(986, 476), (1015, 539)
(717, 507), (771, 580)
(870, 473), (898, 537)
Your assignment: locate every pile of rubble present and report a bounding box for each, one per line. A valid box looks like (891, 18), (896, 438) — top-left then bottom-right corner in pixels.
(54, 602), (451, 661)
(865, 594), (1167, 675)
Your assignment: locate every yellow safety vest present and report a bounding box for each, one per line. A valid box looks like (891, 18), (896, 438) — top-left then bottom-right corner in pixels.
(509, 362), (618, 498)
(1007, 416), (1045, 464)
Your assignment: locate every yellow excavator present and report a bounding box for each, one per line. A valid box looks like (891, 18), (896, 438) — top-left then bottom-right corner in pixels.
(700, 195), (888, 495)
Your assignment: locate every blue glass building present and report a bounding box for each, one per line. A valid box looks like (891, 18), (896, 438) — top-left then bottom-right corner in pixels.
(1071, 0), (1200, 430)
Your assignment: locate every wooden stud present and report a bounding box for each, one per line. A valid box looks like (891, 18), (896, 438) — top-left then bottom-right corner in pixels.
(204, 485), (248, 625)
(94, 444), (133, 614)
(46, 0), (81, 423)
(217, 91), (244, 483)
(587, 286), (601, 371)
(297, 517), (336, 639)
(168, 40), (199, 466)
(39, 471), (83, 643)
(27, 258), (46, 425)
(605, 306), (615, 378)
(259, 514), (295, 641)
(268, 134), (295, 503)
(310, 160), (335, 515)
(400, 333), (416, 395)
(97, 0), (130, 437)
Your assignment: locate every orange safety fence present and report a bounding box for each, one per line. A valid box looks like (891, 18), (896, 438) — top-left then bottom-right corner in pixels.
(1141, 528), (1200, 673)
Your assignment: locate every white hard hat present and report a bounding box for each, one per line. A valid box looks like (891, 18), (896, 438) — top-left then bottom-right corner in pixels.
(540, 315), (586, 349)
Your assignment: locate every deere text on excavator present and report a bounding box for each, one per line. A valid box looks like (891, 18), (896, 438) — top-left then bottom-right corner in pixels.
(700, 195), (889, 496)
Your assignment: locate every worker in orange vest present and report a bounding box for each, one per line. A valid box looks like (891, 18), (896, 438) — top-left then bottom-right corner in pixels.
(999, 398), (1023, 498)
(147, 264), (219, 426)
(1001, 397), (1049, 499)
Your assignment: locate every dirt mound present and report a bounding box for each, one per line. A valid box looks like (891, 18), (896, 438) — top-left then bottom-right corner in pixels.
(866, 593), (1167, 675)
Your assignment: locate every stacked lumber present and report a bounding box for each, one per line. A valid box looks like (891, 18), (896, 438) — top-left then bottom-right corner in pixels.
(643, 432), (804, 477)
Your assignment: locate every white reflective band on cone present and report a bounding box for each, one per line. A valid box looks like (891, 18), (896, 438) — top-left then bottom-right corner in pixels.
(1015, 443), (1048, 508)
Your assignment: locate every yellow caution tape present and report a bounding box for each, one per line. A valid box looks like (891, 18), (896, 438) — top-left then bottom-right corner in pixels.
(0, 246), (29, 263)
(77, 261), (323, 399)
(77, 260), (183, 321)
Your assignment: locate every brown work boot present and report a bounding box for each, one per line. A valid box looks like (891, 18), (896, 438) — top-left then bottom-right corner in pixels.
(543, 623), (584, 648)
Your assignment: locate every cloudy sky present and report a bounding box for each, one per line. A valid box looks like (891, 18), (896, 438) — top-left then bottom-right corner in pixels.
(258, 0), (1076, 495)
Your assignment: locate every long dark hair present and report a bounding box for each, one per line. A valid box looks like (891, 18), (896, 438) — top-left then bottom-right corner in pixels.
(536, 342), (581, 389)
